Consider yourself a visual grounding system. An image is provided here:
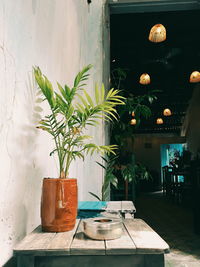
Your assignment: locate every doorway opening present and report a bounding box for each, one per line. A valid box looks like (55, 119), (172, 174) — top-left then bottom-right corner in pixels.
(108, 1), (200, 265)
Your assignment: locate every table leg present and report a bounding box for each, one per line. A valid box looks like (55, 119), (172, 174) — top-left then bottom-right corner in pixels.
(17, 255), (35, 267)
(144, 254), (164, 267)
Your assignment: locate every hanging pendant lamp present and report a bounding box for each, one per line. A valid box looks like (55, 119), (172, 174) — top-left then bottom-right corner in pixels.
(148, 24), (166, 43)
(130, 118), (137, 125)
(189, 71), (200, 83)
(139, 73), (151, 85)
(163, 108), (172, 116)
(156, 118), (163, 125)
(132, 111), (135, 117)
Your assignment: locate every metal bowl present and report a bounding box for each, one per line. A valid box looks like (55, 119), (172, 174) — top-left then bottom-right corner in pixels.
(83, 217), (123, 240)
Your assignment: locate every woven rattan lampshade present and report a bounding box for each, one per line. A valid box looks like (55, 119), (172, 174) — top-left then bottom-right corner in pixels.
(149, 24), (166, 43)
(189, 71), (200, 83)
(156, 118), (163, 125)
(130, 118), (137, 125)
(163, 108), (172, 116)
(139, 73), (151, 85)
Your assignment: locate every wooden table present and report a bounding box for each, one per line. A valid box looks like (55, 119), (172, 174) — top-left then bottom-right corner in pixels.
(14, 219), (169, 267)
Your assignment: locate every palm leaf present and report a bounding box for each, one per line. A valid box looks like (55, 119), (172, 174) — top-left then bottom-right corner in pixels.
(95, 83), (100, 104)
(73, 64), (92, 88)
(101, 84), (105, 102)
(84, 90), (94, 107)
(89, 192), (101, 201)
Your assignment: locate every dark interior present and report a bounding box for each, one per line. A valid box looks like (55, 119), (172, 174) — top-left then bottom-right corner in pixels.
(110, 10), (200, 133)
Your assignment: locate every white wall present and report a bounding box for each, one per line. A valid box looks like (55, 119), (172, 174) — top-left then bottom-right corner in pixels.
(0, 0), (106, 265)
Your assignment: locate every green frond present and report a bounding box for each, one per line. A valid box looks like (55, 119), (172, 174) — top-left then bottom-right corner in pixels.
(36, 125), (53, 135)
(106, 88), (114, 100)
(96, 161), (106, 169)
(86, 119), (100, 126)
(76, 103), (85, 113)
(34, 64), (124, 178)
(107, 98), (125, 105)
(71, 151), (85, 160)
(89, 192), (101, 201)
(64, 85), (71, 97)
(57, 82), (69, 102)
(83, 143), (99, 155)
(33, 67), (55, 109)
(71, 135), (92, 146)
(103, 114), (114, 122)
(55, 93), (68, 113)
(95, 83), (100, 104)
(76, 135), (92, 141)
(104, 109), (118, 121)
(77, 93), (89, 108)
(50, 148), (59, 157)
(73, 64), (92, 88)
(99, 145), (118, 155)
(66, 104), (74, 120)
(84, 90), (94, 107)
(101, 84), (105, 101)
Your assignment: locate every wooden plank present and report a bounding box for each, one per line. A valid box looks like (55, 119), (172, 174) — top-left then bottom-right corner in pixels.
(124, 219), (170, 254)
(100, 211), (122, 219)
(121, 201), (136, 213)
(14, 225), (56, 254)
(106, 201), (122, 212)
(14, 226), (42, 253)
(46, 219), (80, 253)
(25, 232), (56, 251)
(105, 224), (136, 255)
(124, 213), (134, 219)
(14, 222), (80, 256)
(70, 220), (105, 255)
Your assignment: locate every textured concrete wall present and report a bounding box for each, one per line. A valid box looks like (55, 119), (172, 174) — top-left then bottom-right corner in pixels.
(182, 84), (200, 155)
(0, 0), (106, 265)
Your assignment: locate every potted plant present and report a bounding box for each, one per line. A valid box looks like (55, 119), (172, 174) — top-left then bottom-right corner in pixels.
(33, 65), (125, 232)
(109, 67), (157, 200)
(89, 155), (118, 201)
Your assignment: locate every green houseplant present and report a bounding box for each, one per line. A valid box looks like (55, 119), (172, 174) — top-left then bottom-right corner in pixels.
(110, 68), (157, 200)
(34, 65), (125, 232)
(89, 155), (118, 201)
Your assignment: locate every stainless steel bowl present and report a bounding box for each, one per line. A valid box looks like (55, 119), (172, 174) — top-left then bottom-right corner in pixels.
(83, 217), (123, 240)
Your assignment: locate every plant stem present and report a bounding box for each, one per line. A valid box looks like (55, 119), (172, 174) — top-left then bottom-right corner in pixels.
(48, 110), (64, 178)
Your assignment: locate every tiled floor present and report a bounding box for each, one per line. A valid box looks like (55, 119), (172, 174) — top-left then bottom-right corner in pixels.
(135, 191), (200, 267)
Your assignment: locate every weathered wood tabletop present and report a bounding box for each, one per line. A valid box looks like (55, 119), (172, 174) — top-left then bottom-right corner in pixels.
(106, 201), (136, 215)
(14, 218), (169, 267)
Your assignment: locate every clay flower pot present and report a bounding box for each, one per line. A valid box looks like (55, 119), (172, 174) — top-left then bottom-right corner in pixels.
(41, 178), (78, 232)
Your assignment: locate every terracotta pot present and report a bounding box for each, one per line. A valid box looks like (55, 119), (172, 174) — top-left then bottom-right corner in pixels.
(41, 178), (78, 232)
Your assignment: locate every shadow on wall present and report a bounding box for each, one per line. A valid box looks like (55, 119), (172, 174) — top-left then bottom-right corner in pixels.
(15, 71), (43, 228)
(1, 72), (43, 267)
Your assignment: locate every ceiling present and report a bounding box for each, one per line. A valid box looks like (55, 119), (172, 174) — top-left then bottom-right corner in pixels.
(109, 0), (200, 14)
(110, 9), (200, 134)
